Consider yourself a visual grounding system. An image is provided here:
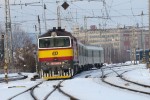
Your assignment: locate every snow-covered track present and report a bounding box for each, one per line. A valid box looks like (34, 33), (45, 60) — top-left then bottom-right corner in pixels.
(111, 69), (150, 88)
(30, 82), (44, 100)
(29, 80), (79, 100)
(120, 71), (150, 88)
(43, 80), (78, 100)
(101, 68), (150, 96)
(57, 85), (78, 100)
(43, 81), (64, 100)
(7, 81), (43, 100)
(0, 73), (28, 83)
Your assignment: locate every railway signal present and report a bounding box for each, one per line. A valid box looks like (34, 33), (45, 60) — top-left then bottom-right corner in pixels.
(61, 2), (69, 10)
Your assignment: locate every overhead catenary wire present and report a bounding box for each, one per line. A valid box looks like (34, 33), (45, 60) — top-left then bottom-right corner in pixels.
(0, 0), (148, 33)
(129, 0), (138, 24)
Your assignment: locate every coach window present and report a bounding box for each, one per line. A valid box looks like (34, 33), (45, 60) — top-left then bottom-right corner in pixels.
(88, 50), (92, 57)
(79, 46), (81, 55)
(81, 46), (84, 56)
(85, 49), (87, 57)
(86, 49), (88, 57)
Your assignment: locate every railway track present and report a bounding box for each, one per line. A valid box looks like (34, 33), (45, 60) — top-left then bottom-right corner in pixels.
(33, 80), (79, 100)
(101, 66), (150, 96)
(0, 73), (28, 83)
(7, 81), (43, 100)
(7, 79), (78, 100)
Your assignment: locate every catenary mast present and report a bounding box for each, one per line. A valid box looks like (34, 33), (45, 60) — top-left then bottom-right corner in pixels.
(4, 0), (13, 83)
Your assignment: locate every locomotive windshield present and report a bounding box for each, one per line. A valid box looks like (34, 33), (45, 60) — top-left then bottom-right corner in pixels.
(39, 37), (71, 48)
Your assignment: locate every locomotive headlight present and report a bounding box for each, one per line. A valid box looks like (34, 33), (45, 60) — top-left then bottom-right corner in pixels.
(46, 62), (50, 65)
(64, 60), (68, 63)
(62, 60), (68, 65)
(62, 62), (65, 64)
(41, 62), (46, 66)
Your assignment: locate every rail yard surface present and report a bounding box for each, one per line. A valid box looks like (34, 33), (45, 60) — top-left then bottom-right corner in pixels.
(0, 63), (150, 100)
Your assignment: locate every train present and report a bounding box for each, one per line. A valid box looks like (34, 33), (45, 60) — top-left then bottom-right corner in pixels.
(38, 27), (104, 80)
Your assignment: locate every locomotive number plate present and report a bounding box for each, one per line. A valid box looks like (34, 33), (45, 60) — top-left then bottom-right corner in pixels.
(50, 62), (61, 65)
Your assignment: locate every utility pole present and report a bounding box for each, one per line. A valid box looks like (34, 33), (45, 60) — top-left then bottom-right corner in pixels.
(148, 0), (150, 70)
(130, 27), (136, 64)
(109, 44), (112, 63)
(84, 16), (87, 44)
(38, 15), (41, 36)
(4, 0), (13, 83)
(149, 0), (150, 49)
(41, 0), (47, 31)
(141, 11), (146, 63)
(57, 6), (61, 28)
(44, 4), (47, 31)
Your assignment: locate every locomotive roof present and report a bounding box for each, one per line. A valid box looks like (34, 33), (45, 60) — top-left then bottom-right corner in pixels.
(39, 27), (76, 40)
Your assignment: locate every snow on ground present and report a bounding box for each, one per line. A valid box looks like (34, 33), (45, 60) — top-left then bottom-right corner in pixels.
(123, 64), (150, 85)
(0, 63), (150, 100)
(0, 73), (43, 100)
(62, 78), (150, 100)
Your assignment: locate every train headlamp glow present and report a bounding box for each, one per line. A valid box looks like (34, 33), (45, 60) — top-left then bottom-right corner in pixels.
(46, 62), (50, 65)
(62, 60), (68, 64)
(62, 62), (65, 64)
(51, 32), (57, 37)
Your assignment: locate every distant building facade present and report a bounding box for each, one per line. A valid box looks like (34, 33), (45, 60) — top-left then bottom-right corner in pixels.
(72, 25), (149, 63)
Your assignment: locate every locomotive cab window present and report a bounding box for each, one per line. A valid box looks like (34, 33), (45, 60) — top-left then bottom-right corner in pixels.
(39, 37), (71, 48)
(55, 37), (70, 47)
(39, 38), (52, 48)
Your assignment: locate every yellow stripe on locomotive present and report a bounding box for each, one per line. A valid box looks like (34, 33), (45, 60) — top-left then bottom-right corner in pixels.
(38, 48), (73, 59)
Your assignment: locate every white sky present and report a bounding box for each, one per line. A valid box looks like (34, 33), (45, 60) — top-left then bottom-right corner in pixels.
(0, 0), (148, 33)
(0, 62), (150, 100)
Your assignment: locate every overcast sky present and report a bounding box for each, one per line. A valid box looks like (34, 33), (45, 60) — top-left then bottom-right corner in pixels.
(0, 0), (148, 33)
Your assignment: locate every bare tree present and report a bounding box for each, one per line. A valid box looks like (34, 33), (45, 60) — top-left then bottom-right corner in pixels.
(12, 25), (36, 72)
(12, 25), (32, 50)
(0, 24), (5, 68)
(0, 24), (36, 72)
